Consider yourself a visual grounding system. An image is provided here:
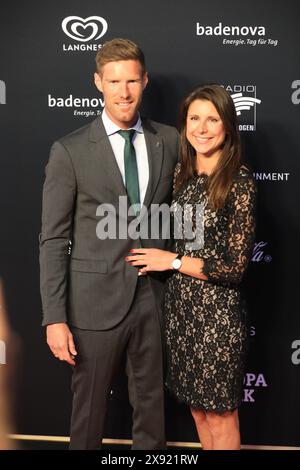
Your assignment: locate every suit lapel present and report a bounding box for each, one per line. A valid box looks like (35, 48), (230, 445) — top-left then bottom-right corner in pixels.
(88, 116), (127, 198)
(142, 119), (164, 210)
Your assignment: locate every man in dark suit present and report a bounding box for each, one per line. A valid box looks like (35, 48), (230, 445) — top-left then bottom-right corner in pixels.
(39, 38), (179, 450)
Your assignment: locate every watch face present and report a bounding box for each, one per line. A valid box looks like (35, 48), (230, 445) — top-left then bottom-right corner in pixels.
(172, 258), (182, 270)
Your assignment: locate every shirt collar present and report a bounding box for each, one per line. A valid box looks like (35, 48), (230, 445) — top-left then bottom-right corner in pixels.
(101, 108), (143, 136)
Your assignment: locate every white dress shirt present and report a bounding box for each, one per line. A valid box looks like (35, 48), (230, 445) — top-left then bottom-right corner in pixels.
(101, 108), (149, 205)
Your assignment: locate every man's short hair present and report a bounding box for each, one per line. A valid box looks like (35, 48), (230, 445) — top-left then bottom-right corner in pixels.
(95, 38), (146, 75)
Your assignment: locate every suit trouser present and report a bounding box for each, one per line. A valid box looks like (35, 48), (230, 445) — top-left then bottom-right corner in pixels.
(69, 276), (165, 450)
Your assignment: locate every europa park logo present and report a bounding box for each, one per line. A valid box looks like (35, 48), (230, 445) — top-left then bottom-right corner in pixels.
(62, 16), (108, 51)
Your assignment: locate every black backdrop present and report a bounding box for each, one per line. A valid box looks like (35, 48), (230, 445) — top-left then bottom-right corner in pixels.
(0, 0), (300, 448)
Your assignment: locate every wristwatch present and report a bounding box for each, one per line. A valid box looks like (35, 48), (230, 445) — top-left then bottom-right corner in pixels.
(172, 254), (183, 270)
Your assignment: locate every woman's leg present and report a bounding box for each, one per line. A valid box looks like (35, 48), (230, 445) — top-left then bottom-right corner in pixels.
(190, 408), (213, 450)
(206, 409), (240, 450)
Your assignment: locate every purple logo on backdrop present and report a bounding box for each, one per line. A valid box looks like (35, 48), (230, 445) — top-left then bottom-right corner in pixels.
(251, 241), (272, 263)
(243, 373), (268, 402)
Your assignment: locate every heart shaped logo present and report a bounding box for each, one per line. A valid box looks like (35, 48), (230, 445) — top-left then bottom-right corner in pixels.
(62, 16), (108, 42)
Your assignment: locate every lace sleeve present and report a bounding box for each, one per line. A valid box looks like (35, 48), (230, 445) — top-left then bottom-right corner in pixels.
(173, 162), (181, 192)
(202, 171), (256, 284)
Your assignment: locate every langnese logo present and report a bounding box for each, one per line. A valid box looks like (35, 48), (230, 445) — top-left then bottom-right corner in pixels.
(62, 16), (108, 52)
(224, 85), (261, 131)
(48, 94), (105, 118)
(0, 80), (6, 104)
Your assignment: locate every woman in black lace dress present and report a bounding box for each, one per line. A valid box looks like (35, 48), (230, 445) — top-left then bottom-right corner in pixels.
(127, 84), (256, 450)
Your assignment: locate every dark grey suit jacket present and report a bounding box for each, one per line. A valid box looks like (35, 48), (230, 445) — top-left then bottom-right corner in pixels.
(39, 116), (179, 330)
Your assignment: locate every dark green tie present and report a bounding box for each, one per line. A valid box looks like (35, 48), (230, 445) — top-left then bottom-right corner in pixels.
(118, 129), (140, 212)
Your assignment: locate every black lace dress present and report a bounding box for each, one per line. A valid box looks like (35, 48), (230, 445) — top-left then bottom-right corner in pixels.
(164, 165), (256, 413)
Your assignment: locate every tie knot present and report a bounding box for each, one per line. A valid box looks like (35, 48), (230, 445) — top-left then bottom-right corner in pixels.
(118, 129), (135, 142)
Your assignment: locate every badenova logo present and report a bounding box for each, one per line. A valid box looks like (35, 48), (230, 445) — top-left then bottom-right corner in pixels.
(0, 80), (6, 104)
(291, 80), (300, 104)
(48, 94), (105, 118)
(196, 22), (278, 47)
(196, 22), (266, 36)
(62, 15), (108, 51)
(224, 85), (261, 131)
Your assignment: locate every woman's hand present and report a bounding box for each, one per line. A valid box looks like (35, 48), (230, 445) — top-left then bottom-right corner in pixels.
(125, 248), (177, 273)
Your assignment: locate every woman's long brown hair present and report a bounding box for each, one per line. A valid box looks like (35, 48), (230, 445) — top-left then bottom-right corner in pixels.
(175, 84), (242, 210)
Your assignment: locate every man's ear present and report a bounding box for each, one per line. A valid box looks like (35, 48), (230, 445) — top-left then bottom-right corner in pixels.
(94, 72), (103, 93)
(142, 72), (149, 90)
